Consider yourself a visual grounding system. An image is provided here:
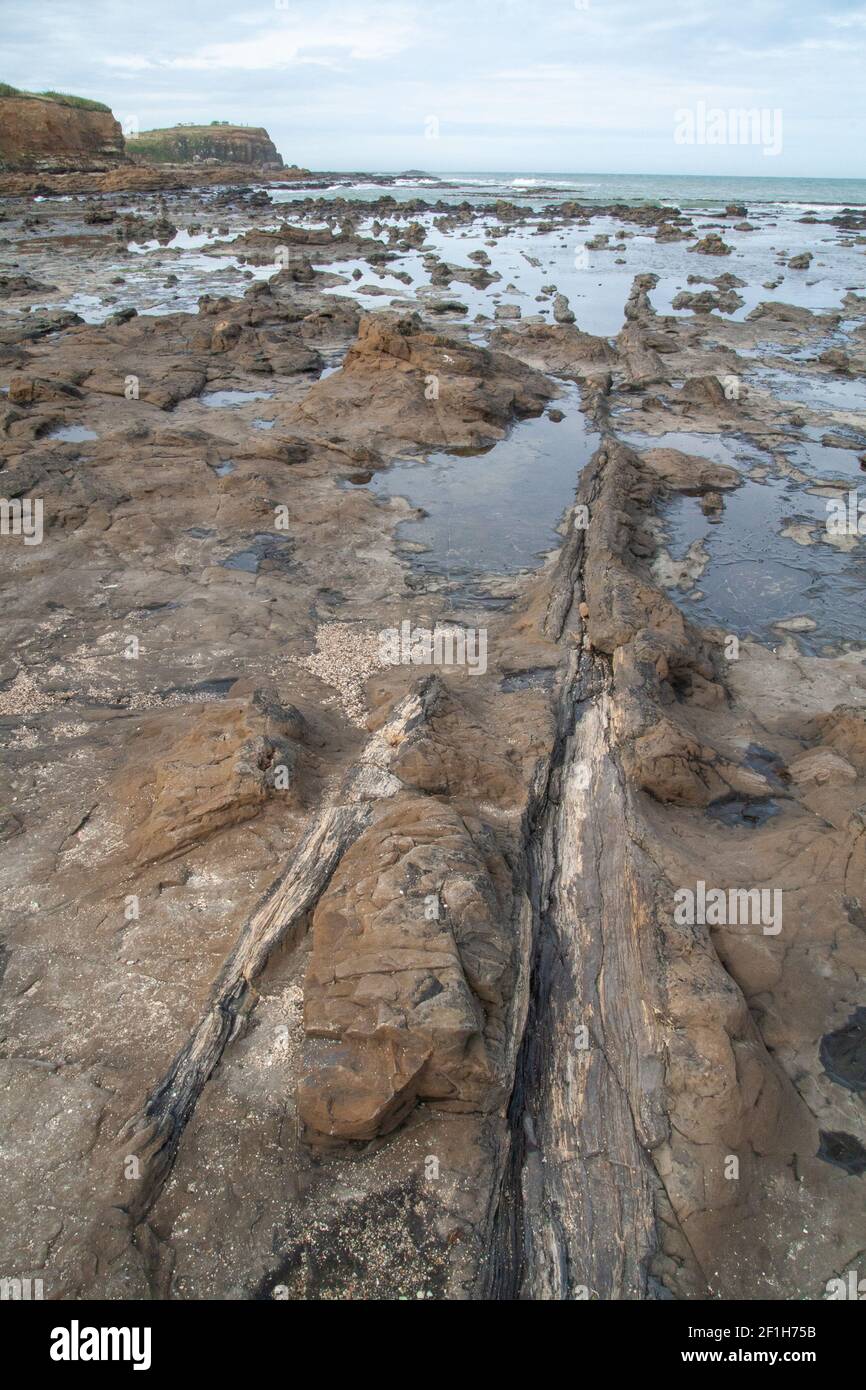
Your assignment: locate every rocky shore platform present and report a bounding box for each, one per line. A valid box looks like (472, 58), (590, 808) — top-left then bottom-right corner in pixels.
(1, 178), (865, 1300)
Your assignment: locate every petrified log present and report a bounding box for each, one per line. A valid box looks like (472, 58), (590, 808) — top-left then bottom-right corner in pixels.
(118, 678), (442, 1220)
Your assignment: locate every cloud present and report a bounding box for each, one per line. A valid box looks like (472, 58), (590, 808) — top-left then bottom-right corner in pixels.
(163, 9), (421, 71)
(1, 0), (863, 174)
(826, 8), (866, 27)
(105, 55), (155, 70)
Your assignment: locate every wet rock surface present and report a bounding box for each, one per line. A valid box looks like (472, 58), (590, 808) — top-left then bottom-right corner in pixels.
(1, 178), (865, 1302)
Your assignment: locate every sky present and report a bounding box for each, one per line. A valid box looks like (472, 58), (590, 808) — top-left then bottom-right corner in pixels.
(3, 0), (866, 176)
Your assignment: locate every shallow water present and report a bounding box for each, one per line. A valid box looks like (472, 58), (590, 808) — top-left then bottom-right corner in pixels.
(747, 364), (866, 414)
(781, 430), (866, 481)
(618, 428), (772, 473)
(46, 424), (99, 442)
(658, 475), (866, 651)
(57, 251), (254, 323)
(220, 533), (293, 574)
(706, 796), (783, 828)
(200, 389), (275, 408)
(364, 387), (600, 598)
(323, 217), (633, 337)
(312, 195), (861, 341)
(17, 175), (866, 655)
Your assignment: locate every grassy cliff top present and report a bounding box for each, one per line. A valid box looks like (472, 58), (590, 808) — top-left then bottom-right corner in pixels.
(0, 83), (111, 112)
(132, 124), (280, 165)
(136, 123), (268, 138)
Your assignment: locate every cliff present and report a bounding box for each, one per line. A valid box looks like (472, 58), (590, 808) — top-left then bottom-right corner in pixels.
(0, 86), (126, 172)
(131, 123), (283, 168)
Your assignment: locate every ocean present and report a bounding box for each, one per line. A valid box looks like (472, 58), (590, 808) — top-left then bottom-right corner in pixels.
(269, 170), (866, 212)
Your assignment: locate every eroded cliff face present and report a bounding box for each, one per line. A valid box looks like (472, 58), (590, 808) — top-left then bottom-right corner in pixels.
(0, 95), (126, 172)
(131, 125), (283, 168)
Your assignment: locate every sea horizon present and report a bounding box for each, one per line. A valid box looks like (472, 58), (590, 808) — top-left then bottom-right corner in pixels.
(270, 167), (866, 211)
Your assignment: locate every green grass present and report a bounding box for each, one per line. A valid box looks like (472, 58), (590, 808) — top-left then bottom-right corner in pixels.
(137, 124), (246, 140)
(37, 90), (110, 111)
(0, 83), (111, 112)
(132, 125), (261, 163)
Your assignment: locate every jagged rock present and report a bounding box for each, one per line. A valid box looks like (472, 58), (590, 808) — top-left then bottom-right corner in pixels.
(552, 293), (575, 323)
(290, 312), (556, 450)
(656, 223), (693, 243)
(788, 748), (857, 787)
(689, 233), (733, 256)
(618, 324), (667, 386)
(622, 717), (771, 806)
(746, 300), (830, 326)
(678, 374), (728, 407)
(120, 686), (306, 864)
(812, 706), (866, 773)
(819, 351), (853, 374)
(0, 271), (57, 296)
(296, 1036), (432, 1141)
(8, 374), (84, 405)
(641, 448), (740, 493)
(671, 288), (744, 315)
(298, 793), (514, 1139)
(489, 322), (615, 380)
(623, 273), (659, 322)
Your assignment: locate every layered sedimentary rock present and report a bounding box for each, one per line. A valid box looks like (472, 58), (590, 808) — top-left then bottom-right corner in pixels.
(291, 312), (558, 451)
(487, 415), (866, 1299)
(0, 186), (864, 1302)
(131, 124), (283, 168)
(0, 91), (126, 172)
(299, 789), (515, 1140)
(117, 684), (308, 866)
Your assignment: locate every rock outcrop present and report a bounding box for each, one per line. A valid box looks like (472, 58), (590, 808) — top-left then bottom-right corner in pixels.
(131, 123), (283, 168)
(118, 684), (308, 866)
(299, 792), (515, 1140)
(0, 89), (126, 172)
(291, 312), (557, 451)
(2, 185), (865, 1305)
